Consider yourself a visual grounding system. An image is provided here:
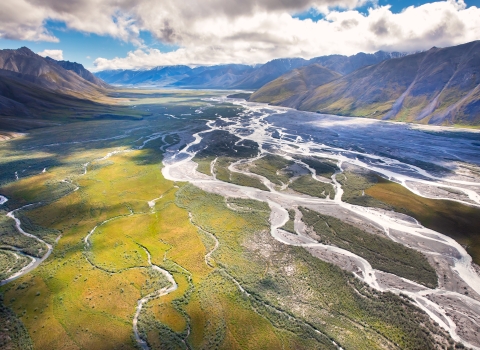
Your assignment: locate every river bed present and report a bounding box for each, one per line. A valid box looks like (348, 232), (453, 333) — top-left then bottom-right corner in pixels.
(161, 96), (480, 348)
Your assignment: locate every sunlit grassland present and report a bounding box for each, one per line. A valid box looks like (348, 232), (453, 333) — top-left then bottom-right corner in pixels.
(0, 129), (211, 349)
(176, 185), (449, 349)
(0, 90), (457, 349)
(337, 171), (392, 209)
(0, 117), (263, 348)
(366, 177), (480, 265)
(0, 91), (295, 349)
(0, 250), (30, 281)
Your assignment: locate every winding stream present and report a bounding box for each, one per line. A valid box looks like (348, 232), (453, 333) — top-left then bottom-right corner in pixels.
(0, 201), (53, 286)
(133, 247), (178, 350)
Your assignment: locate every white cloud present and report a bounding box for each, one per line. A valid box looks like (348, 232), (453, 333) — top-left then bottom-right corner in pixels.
(0, 0), (366, 44)
(93, 1), (480, 70)
(0, 0), (58, 42)
(1, 0), (480, 69)
(37, 49), (64, 60)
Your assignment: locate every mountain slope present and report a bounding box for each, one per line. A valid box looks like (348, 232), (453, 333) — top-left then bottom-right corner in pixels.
(253, 41), (480, 126)
(45, 57), (109, 88)
(0, 47), (141, 131)
(310, 51), (407, 75)
(0, 47), (105, 94)
(171, 64), (254, 88)
(249, 64), (341, 106)
(94, 51), (403, 89)
(231, 58), (308, 89)
(95, 69), (143, 85)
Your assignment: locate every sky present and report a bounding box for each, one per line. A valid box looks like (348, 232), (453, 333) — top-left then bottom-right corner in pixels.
(0, 0), (480, 71)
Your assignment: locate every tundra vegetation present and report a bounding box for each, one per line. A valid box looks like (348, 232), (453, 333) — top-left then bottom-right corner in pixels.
(0, 90), (461, 349)
(299, 207), (438, 288)
(337, 168), (480, 264)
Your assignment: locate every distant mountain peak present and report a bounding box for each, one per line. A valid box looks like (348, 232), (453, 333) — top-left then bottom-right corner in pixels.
(46, 57), (85, 69)
(0, 46), (108, 90)
(14, 47), (36, 57)
(45, 56), (108, 88)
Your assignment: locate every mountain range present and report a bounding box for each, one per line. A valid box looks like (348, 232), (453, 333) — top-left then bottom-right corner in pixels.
(250, 40), (480, 126)
(1, 41), (479, 128)
(95, 51), (405, 89)
(0, 47), (141, 132)
(0, 47), (106, 94)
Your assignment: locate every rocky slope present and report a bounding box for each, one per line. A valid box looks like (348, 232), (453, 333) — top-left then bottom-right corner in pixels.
(0, 47), (129, 131)
(310, 51), (406, 75)
(249, 64), (341, 106)
(46, 57), (109, 88)
(0, 47), (106, 93)
(251, 41), (480, 126)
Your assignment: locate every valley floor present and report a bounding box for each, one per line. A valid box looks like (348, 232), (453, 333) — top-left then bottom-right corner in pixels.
(1, 89), (479, 350)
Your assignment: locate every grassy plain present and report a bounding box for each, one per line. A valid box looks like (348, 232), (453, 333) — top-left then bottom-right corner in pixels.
(290, 175), (335, 199)
(0, 90), (455, 350)
(366, 177), (480, 265)
(300, 207), (438, 287)
(0, 92), (215, 349)
(338, 167), (480, 265)
(249, 154), (293, 185)
(336, 171), (392, 209)
(0, 142), (191, 349)
(177, 185), (450, 349)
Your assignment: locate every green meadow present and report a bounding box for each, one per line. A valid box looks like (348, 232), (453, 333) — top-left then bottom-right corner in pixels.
(0, 90), (458, 349)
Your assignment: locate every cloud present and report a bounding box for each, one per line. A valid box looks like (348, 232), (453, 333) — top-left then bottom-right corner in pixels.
(37, 49), (64, 60)
(0, 0), (58, 42)
(93, 1), (480, 70)
(1, 0), (480, 69)
(0, 0), (367, 44)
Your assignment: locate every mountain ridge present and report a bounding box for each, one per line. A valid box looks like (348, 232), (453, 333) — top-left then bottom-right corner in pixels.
(95, 51), (406, 89)
(45, 57), (109, 88)
(249, 64), (342, 106)
(0, 47), (136, 132)
(250, 41), (480, 126)
(0, 47), (107, 93)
